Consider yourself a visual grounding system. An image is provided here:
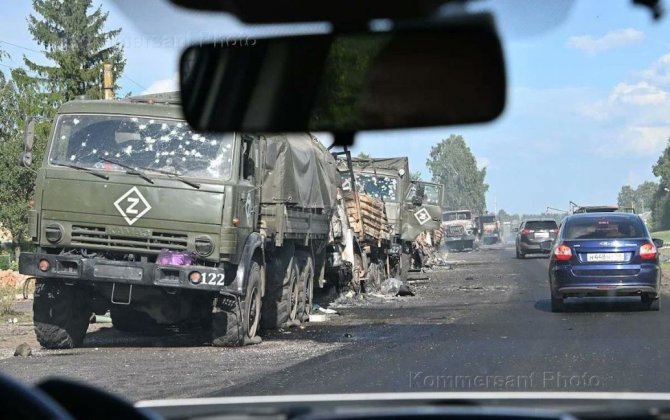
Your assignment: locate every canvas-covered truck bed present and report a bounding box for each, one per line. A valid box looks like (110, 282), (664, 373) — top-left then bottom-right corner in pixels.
(258, 133), (339, 246)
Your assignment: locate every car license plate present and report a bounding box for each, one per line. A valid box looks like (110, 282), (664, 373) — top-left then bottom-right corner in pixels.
(586, 253), (625, 262)
(534, 232), (549, 239)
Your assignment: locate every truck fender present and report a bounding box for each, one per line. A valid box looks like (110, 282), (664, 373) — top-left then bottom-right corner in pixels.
(228, 232), (264, 296)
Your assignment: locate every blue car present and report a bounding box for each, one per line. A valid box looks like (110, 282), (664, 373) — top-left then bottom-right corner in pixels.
(548, 212), (663, 312)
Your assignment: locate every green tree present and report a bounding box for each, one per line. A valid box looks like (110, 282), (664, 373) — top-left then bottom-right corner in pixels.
(617, 185), (636, 209)
(0, 65), (53, 258)
(24, 0), (125, 100)
(652, 140), (670, 229)
(356, 152), (371, 159)
(426, 134), (488, 213)
(410, 171), (422, 181)
(618, 182), (657, 213)
(635, 181), (657, 212)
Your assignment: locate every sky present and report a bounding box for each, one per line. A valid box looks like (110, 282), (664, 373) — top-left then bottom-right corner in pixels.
(2, 0), (670, 214)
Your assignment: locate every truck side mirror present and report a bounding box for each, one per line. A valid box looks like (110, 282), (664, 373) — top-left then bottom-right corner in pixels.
(20, 118), (36, 168)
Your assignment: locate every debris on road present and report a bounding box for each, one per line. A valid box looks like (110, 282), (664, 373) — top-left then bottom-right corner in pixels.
(13, 343), (31, 357)
(381, 278), (415, 297)
(381, 278), (403, 295)
(313, 304), (338, 315)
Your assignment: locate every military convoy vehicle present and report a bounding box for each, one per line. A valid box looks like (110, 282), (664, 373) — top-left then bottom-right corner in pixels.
(442, 209), (478, 251)
(476, 214), (501, 245)
(347, 157), (443, 279)
(17, 93), (445, 349)
(18, 95), (340, 348)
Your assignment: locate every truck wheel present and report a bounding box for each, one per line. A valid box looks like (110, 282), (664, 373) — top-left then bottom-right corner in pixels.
(367, 261), (382, 292)
(212, 260), (262, 346)
(261, 257), (300, 329)
(110, 307), (164, 334)
(351, 253), (364, 294)
(399, 253), (410, 281)
(296, 251), (314, 322)
(33, 280), (91, 349)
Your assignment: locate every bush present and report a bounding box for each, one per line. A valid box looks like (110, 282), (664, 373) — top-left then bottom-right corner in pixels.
(0, 254), (10, 270)
(0, 284), (15, 315)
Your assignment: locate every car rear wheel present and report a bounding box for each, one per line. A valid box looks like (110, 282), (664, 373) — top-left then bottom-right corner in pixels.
(550, 295), (564, 312)
(642, 294), (661, 311)
(516, 247), (525, 259)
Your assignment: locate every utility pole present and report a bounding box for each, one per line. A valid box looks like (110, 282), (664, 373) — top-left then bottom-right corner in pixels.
(102, 63), (114, 100)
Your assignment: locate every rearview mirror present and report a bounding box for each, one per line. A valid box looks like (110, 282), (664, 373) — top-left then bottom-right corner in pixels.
(179, 13), (505, 133)
(653, 238), (664, 249)
(20, 118), (36, 167)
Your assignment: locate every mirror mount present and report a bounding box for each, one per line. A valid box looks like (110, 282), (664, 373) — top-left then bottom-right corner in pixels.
(20, 118), (36, 168)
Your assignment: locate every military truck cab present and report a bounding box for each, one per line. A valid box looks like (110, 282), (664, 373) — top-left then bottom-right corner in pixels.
(19, 96), (335, 348)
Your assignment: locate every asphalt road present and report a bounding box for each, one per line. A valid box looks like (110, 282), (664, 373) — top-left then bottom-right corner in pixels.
(2, 245), (670, 401)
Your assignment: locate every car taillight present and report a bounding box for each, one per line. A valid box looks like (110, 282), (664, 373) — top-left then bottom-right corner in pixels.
(640, 242), (657, 260)
(553, 243), (572, 261)
(520, 229), (530, 235)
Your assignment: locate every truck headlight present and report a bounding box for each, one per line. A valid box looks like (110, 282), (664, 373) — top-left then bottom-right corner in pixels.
(45, 224), (63, 243)
(194, 236), (214, 257)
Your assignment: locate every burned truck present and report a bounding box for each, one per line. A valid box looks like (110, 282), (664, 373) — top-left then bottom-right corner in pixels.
(18, 95), (339, 348)
(329, 149), (391, 293)
(476, 213), (501, 245)
(347, 157), (443, 279)
(442, 209), (478, 251)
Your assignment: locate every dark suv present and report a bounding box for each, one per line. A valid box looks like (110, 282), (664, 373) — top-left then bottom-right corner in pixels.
(516, 219), (559, 258)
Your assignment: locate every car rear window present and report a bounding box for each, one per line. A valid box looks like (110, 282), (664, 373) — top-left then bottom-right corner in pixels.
(563, 217), (645, 240)
(524, 221), (557, 230)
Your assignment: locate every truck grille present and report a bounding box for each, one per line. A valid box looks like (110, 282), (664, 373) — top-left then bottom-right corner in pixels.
(446, 225), (465, 237)
(71, 225), (188, 253)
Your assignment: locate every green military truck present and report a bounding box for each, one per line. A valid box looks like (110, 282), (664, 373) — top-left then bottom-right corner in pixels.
(347, 157), (443, 279)
(18, 94), (339, 348)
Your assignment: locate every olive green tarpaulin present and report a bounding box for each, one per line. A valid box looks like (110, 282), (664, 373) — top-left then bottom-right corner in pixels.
(261, 133), (339, 210)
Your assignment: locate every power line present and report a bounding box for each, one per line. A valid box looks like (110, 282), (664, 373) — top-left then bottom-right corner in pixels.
(0, 40), (42, 54)
(1, 39), (148, 92)
(121, 74), (146, 91)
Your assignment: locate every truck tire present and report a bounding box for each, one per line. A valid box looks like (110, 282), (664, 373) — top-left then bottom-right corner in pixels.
(296, 251), (314, 322)
(367, 261), (383, 292)
(33, 280), (91, 349)
(399, 253), (410, 281)
(261, 257), (300, 329)
(212, 259), (262, 346)
(110, 307), (164, 334)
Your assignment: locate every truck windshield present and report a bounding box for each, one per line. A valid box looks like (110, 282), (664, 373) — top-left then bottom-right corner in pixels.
(406, 183), (440, 205)
(355, 174), (398, 201)
(480, 216), (496, 223)
(444, 212), (471, 221)
(48, 114), (235, 180)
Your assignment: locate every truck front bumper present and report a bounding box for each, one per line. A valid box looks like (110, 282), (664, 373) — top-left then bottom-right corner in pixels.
(444, 235), (475, 243)
(19, 252), (235, 293)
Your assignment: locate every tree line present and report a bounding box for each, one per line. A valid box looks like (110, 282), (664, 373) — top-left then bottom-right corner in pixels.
(0, 0), (125, 256)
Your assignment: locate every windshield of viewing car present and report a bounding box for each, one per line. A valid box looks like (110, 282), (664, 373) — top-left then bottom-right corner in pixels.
(5, 0), (670, 408)
(49, 114), (235, 180)
(355, 173), (398, 201)
(564, 216), (646, 239)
